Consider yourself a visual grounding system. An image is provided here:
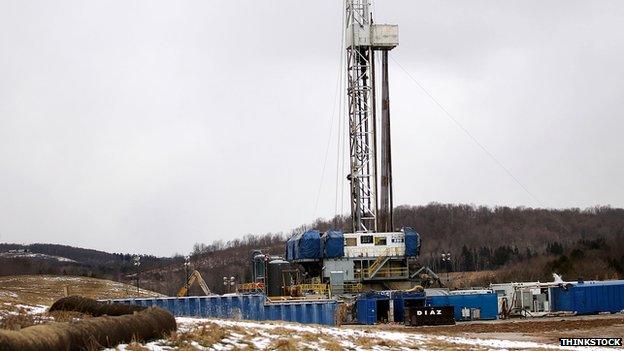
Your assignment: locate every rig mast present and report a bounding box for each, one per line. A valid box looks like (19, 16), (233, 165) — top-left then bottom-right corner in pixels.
(346, 0), (377, 233)
(345, 0), (398, 233)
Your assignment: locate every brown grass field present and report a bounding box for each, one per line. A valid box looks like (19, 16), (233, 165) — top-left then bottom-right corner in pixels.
(0, 275), (162, 316)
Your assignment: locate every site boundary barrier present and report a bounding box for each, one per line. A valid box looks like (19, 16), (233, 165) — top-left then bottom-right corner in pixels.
(104, 294), (338, 326)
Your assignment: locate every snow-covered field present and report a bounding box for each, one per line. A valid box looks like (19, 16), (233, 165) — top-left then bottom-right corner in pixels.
(112, 317), (607, 351)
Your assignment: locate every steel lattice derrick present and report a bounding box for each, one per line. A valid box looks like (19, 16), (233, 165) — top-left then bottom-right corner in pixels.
(346, 0), (377, 233)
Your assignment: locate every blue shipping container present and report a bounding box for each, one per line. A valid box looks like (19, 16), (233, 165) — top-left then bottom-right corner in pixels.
(392, 291), (426, 323)
(355, 292), (392, 325)
(426, 293), (498, 321)
(105, 294), (337, 326)
(356, 298), (378, 325)
(356, 291), (424, 325)
(550, 280), (624, 315)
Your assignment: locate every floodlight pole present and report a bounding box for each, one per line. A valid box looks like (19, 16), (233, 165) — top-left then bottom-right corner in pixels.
(133, 255), (141, 295)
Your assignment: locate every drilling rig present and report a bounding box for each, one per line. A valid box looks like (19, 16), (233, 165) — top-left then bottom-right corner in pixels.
(285, 0), (421, 293)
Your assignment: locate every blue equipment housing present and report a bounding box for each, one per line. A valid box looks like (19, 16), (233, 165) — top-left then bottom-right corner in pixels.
(287, 229), (322, 260)
(404, 227), (421, 257)
(322, 230), (344, 258)
(285, 233), (299, 261)
(286, 227), (420, 260)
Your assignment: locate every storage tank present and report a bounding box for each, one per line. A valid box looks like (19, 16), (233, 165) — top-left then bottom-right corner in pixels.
(251, 251), (266, 283)
(267, 259), (291, 297)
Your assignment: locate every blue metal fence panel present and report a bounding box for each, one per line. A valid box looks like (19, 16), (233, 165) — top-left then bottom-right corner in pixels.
(105, 294), (337, 326)
(262, 300), (337, 325)
(427, 293), (497, 320)
(551, 280), (624, 315)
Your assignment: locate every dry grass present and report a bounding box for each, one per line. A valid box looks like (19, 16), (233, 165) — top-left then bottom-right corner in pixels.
(299, 332), (321, 343)
(321, 340), (344, 351)
(270, 327), (292, 335)
(166, 323), (229, 348)
(444, 270), (497, 289)
(238, 340), (258, 350)
(222, 323), (249, 335)
(335, 303), (348, 326)
(268, 338), (297, 351)
(0, 312), (38, 330)
(124, 342), (151, 351)
(421, 339), (492, 351)
(1, 304), (86, 332)
(165, 322), (326, 351)
(175, 347), (200, 351)
(267, 326), (328, 348)
(355, 336), (403, 349)
(0, 275), (163, 310)
(46, 310), (89, 322)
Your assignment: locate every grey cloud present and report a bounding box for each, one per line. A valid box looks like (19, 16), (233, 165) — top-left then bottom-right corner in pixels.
(0, 1), (622, 255)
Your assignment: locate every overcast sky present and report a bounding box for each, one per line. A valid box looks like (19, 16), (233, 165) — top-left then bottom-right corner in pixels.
(1, 1), (622, 256)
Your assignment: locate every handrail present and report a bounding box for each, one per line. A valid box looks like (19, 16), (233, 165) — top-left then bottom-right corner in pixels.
(294, 284), (329, 294)
(238, 282), (265, 292)
(369, 249), (388, 272)
(343, 283), (363, 293)
(359, 267), (408, 279)
(368, 246), (399, 276)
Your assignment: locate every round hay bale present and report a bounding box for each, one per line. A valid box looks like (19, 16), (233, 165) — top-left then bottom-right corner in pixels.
(0, 307), (176, 351)
(49, 296), (146, 316)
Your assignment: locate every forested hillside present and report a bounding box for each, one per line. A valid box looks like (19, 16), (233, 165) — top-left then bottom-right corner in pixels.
(396, 204), (624, 283)
(0, 243), (179, 278)
(184, 204), (623, 291)
(296, 203), (624, 281)
(1, 204), (622, 294)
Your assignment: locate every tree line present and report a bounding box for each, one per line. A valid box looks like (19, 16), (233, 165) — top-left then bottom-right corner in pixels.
(0, 203), (622, 293)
